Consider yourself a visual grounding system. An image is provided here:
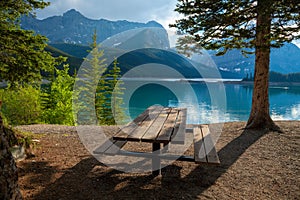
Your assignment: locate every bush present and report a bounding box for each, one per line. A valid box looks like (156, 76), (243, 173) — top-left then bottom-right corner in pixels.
(41, 65), (75, 125)
(0, 86), (42, 125)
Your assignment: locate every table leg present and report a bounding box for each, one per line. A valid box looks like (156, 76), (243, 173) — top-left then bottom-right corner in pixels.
(152, 143), (161, 176)
(162, 142), (169, 153)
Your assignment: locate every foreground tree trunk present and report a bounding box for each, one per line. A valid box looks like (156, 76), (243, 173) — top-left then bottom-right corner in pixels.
(0, 108), (23, 199)
(246, 0), (280, 131)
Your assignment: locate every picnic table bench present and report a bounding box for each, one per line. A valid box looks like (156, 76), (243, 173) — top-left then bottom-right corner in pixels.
(93, 105), (220, 175)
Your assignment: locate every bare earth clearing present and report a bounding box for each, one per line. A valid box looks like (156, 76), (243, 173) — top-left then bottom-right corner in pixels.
(16, 121), (299, 200)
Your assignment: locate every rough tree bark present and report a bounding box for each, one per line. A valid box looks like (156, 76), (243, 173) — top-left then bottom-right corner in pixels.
(246, 0), (280, 131)
(0, 101), (23, 200)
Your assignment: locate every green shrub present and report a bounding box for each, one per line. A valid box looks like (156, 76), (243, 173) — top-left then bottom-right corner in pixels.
(0, 86), (42, 125)
(41, 65), (75, 125)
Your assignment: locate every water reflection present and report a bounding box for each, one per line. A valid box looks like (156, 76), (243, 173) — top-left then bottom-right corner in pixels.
(127, 81), (300, 124)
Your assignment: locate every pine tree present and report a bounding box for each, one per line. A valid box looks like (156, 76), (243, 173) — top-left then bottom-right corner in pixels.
(108, 59), (127, 125)
(75, 31), (126, 125)
(0, 1), (59, 198)
(74, 30), (107, 125)
(97, 58), (126, 125)
(0, 0), (58, 87)
(171, 0), (300, 131)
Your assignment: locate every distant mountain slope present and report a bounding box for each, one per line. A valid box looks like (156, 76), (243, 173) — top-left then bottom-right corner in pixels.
(50, 43), (90, 58)
(101, 28), (170, 50)
(48, 41), (299, 79)
(45, 45), (84, 76)
(211, 43), (300, 75)
(20, 9), (164, 45)
(47, 43), (241, 79)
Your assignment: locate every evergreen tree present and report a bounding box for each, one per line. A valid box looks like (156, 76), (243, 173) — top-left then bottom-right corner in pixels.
(0, 0), (58, 87)
(172, 0), (300, 131)
(107, 59), (127, 125)
(75, 31), (126, 125)
(96, 58), (126, 125)
(74, 30), (106, 124)
(0, 1), (59, 198)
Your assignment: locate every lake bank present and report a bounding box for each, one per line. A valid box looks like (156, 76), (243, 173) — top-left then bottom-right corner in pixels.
(178, 79), (300, 86)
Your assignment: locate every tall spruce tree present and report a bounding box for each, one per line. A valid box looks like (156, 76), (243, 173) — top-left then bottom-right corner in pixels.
(78, 30), (126, 125)
(0, 1), (59, 199)
(97, 58), (126, 125)
(107, 59), (127, 125)
(75, 30), (106, 124)
(171, 0), (300, 131)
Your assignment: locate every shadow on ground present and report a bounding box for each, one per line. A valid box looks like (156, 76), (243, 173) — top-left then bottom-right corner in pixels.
(22, 128), (267, 199)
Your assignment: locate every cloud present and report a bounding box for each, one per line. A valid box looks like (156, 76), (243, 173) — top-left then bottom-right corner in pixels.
(36, 0), (179, 29)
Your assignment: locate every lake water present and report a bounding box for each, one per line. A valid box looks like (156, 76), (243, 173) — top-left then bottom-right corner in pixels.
(122, 80), (300, 124)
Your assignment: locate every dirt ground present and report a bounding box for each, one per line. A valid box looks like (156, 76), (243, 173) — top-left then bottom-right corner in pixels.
(16, 121), (299, 200)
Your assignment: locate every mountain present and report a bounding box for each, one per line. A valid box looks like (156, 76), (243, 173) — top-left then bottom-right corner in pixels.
(47, 43), (240, 79)
(101, 28), (170, 50)
(210, 43), (300, 76)
(22, 10), (300, 78)
(44, 45), (84, 76)
(20, 9), (165, 45)
(50, 43), (90, 58)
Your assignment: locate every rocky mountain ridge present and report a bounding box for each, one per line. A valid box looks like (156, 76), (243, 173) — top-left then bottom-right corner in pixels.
(21, 9), (300, 76)
(21, 9), (164, 45)
(210, 43), (300, 75)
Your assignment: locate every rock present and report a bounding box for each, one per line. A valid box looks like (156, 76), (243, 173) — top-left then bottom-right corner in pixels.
(10, 146), (26, 162)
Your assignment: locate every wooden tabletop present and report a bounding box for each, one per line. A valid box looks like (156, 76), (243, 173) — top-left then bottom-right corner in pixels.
(113, 106), (187, 144)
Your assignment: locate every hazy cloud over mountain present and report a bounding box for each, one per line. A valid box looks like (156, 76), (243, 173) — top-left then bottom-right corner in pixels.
(35, 0), (179, 30)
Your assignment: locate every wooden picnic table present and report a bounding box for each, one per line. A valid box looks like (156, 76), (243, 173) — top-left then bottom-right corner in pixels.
(94, 105), (220, 176)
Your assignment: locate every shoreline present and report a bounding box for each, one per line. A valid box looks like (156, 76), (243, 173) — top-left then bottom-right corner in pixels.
(183, 79), (300, 86)
(224, 80), (300, 86)
(2, 79), (300, 88)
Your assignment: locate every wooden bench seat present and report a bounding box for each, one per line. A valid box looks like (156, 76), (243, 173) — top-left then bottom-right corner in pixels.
(193, 125), (220, 165)
(93, 139), (127, 155)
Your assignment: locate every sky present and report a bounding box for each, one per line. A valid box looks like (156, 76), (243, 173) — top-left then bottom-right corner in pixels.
(35, 0), (300, 47)
(35, 0), (181, 46)
(36, 0), (180, 30)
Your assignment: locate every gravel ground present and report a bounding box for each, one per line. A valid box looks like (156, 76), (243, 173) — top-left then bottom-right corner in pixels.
(15, 124), (77, 134)
(15, 121), (300, 200)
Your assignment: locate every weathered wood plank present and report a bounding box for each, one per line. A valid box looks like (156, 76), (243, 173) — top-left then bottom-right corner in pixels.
(193, 126), (207, 163)
(156, 108), (179, 142)
(127, 107), (163, 141)
(104, 140), (127, 155)
(93, 139), (115, 154)
(171, 108), (187, 144)
(141, 108), (171, 142)
(201, 125), (220, 164)
(93, 138), (127, 155)
(113, 105), (162, 140)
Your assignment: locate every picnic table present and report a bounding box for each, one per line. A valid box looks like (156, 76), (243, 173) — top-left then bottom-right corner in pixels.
(94, 105), (220, 176)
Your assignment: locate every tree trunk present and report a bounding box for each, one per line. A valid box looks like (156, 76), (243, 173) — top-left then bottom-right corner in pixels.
(246, 0), (280, 131)
(0, 111), (23, 199)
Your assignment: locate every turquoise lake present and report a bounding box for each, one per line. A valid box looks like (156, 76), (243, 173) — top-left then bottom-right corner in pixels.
(121, 80), (300, 124)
